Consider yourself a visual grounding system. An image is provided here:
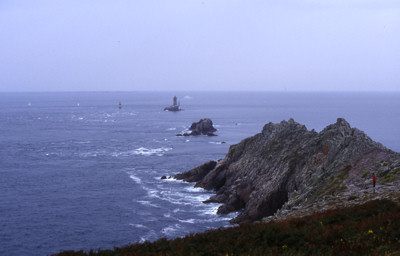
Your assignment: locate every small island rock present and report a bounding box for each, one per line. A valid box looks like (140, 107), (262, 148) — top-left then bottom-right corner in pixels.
(177, 118), (217, 136)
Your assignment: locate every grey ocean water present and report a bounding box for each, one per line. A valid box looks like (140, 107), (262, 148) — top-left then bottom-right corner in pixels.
(0, 92), (399, 255)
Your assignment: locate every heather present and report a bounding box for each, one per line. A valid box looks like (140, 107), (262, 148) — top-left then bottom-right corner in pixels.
(55, 199), (400, 256)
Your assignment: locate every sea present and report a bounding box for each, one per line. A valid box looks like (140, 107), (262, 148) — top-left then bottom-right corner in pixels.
(0, 91), (399, 255)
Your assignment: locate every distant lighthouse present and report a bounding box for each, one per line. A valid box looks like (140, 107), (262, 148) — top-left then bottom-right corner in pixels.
(164, 96), (181, 111)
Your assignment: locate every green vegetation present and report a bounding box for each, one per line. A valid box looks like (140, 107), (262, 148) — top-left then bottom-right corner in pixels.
(347, 195), (358, 201)
(378, 168), (400, 184)
(362, 171), (370, 179)
(320, 166), (351, 197)
(382, 174), (396, 183)
(55, 200), (400, 256)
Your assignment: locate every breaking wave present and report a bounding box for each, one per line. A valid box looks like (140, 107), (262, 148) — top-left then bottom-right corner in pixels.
(131, 147), (172, 156)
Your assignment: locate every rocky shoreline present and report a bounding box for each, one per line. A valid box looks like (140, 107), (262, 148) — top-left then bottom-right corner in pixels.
(175, 118), (400, 223)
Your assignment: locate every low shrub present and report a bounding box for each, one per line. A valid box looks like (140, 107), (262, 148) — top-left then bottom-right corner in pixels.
(54, 200), (400, 256)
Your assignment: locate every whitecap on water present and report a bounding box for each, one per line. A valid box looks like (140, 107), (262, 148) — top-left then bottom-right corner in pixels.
(184, 186), (205, 193)
(162, 224), (181, 236)
(137, 200), (160, 208)
(74, 140), (91, 144)
(140, 230), (157, 243)
(209, 141), (223, 145)
(129, 175), (141, 184)
(178, 219), (195, 224)
(129, 223), (147, 229)
(111, 147), (172, 157)
(132, 147), (172, 156)
(152, 189), (211, 206)
(79, 150), (105, 157)
(146, 189), (161, 199)
(202, 204), (220, 215)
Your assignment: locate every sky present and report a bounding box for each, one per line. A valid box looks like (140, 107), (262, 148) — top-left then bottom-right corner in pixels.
(0, 0), (399, 92)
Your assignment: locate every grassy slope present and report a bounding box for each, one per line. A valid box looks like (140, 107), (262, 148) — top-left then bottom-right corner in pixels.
(55, 199), (400, 256)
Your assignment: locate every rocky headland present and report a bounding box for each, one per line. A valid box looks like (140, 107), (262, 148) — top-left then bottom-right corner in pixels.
(177, 118), (217, 136)
(175, 118), (400, 223)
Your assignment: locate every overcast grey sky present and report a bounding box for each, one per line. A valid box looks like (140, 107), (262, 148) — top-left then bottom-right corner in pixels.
(1, 0), (399, 92)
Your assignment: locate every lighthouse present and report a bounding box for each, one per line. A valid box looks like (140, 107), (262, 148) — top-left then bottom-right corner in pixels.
(164, 96), (181, 111)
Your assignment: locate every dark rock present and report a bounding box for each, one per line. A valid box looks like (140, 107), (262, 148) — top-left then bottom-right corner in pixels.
(177, 118), (218, 136)
(189, 118), (217, 135)
(176, 118), (400, 223)
(161, 176), (167, 179)
(175, 160), (217, 183)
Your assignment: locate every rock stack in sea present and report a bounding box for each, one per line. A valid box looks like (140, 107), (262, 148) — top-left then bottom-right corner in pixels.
(175, 118), (400, 223)
(177, 118), (217, 136)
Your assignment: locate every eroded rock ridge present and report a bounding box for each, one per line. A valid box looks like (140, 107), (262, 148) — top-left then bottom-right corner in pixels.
(175, 118), (400, 223)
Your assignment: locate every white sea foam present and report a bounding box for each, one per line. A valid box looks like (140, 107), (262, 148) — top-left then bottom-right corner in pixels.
(74, 140), (91, 144)
(129, 175), (141, 184)
(167, 127), (176, 131)
(183, 95), (192, 99)
(162, 177), (178, 182)
(111, 147), (172, 157)
(146, 189), (161, 199)
(202, 204), (220, 215)
(153, 189), (211, 206)
(178, 219), (195, 224)
(140, 230), (157, 243)
(129, 223), (147, 229)
(184, 186), (205, 193)
(132, 147), (172, 156)
(137, 200), (160, 208)
(80, 151), (102, 157)
(162, 224), (181, 236)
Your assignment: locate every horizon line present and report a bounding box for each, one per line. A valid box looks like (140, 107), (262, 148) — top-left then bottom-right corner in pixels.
(1, 90), (400, 93)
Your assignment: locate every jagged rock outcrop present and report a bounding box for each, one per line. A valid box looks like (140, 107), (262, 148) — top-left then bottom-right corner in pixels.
(177, 118), (217, 136)
(175, 118), (400, 223)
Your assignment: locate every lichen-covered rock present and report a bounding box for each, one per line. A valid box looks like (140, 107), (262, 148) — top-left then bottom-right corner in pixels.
(175, 118), (400, 223)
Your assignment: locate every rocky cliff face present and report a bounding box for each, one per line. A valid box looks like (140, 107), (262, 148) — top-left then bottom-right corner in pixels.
(175, 118), (400, 223)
